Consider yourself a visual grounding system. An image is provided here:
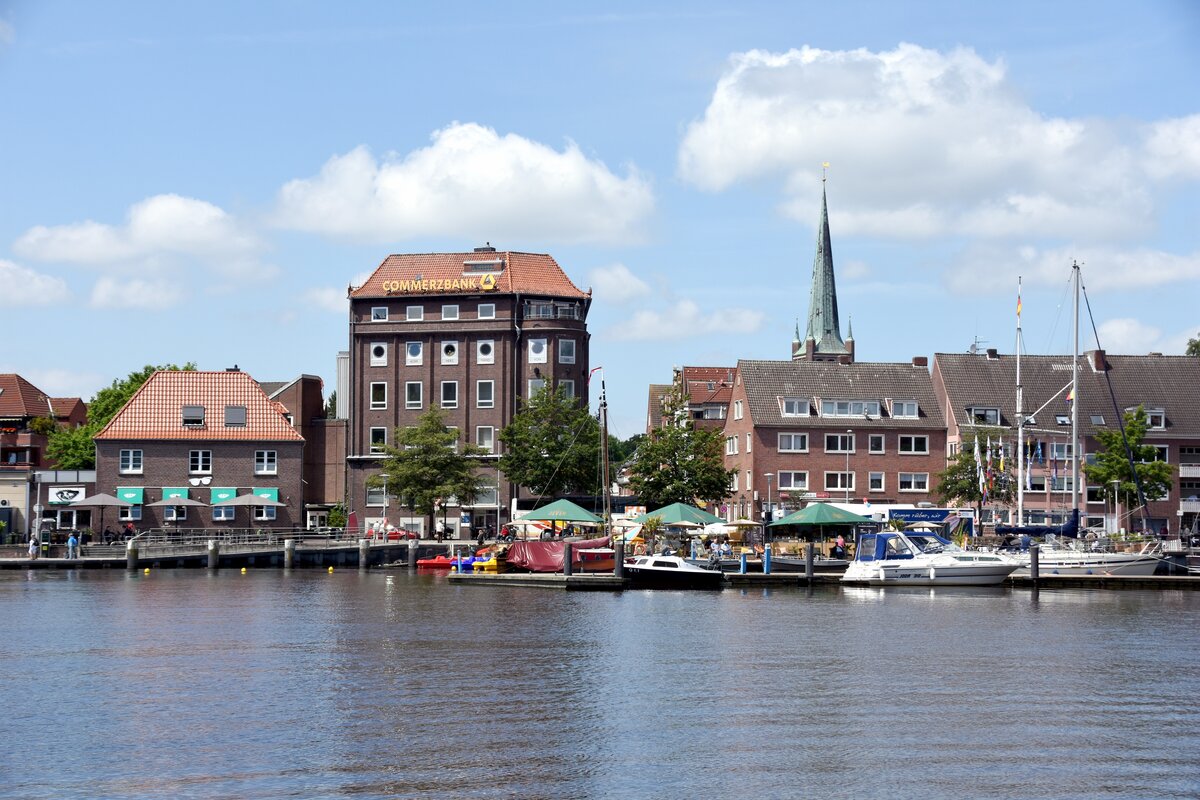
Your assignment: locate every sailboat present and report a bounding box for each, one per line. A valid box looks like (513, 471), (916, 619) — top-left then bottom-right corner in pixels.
(1000, 263), (1160, 577)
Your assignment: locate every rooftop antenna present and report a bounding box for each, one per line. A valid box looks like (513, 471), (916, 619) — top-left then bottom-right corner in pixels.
(969, 336), (988, 355)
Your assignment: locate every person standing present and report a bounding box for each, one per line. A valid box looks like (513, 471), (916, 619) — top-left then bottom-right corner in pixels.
(67, 532), (78, 560)
(28, 535), (39, 561)
(835, 533), (846, 559)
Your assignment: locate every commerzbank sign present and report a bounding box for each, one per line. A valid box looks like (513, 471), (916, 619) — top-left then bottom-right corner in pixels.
(382, 274), (497, 293)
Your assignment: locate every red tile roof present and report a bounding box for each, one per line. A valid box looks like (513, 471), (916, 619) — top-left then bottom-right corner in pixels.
(0, 374), (53, 419)
(50, 397), (86, 423)
(351, 250), (589, 300)
(95, 370), (304, 442)
(683, 366), (736, 404)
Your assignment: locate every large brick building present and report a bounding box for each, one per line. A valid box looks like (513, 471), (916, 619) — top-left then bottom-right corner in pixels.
(345, 246), (591, 537)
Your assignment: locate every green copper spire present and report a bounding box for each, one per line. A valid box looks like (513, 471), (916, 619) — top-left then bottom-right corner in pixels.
(799, 181), (847, 359)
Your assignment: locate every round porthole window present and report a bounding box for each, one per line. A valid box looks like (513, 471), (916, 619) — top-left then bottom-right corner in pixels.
(444, 343), (456, 357)
(479, 342), (493, 357)
(407, 342), (422, 358)
(531, 341), (545, 356)
(372, 345), (386, 359)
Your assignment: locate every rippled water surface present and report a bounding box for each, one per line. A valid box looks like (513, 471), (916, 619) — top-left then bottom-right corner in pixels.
(2, 569), (1199, 799)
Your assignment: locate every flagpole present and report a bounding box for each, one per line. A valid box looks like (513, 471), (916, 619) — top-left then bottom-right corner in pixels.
(1071, 261), (1081, 524)
(1016, 276), (1024, 528)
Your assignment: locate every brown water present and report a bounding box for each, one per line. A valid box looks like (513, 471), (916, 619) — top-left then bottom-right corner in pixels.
(2, 569), (1198, 799)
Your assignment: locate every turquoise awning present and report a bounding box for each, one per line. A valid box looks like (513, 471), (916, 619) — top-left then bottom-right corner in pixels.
(252, 487), (279, 502)
(162, 487), (189, 500)
(116, 487), (144, 504)
(210, 487), (237, 504)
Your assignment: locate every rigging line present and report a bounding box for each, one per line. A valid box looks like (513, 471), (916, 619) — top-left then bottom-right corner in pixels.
(1041, 272), (1072, 355)
(529, 404), (595, 508)
(1081, 278), (1153, 533)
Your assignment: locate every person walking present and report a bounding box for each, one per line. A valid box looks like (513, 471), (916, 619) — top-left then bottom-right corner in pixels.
(29, 535), (39, 560)
(67, 532), (79, 560)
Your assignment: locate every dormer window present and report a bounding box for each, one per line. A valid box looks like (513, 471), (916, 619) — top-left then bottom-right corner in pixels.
(969, 407), (1000, 425)
(224, 405), (247, 427)
(821, 399), (881, 417)
(780, 397), (808, 417)
(1147, 409), (1166, 429)
(893, 401), (919, 419)
(182, 405), (206, 427)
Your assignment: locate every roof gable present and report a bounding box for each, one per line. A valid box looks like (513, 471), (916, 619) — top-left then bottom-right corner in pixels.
(0, 374), (53, 419)
(351, 250), (589, 300)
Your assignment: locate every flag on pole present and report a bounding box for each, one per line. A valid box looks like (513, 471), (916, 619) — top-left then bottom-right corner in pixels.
(1016, 290), (1022, 320)
(587, 366), (603, 385)
(974, 436), (984, 496)
(1065, 387), (1074, 402)
(1035, 441), (1043, 464)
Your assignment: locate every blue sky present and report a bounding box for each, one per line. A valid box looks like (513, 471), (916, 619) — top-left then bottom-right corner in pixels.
(2, 1), (1198, 438)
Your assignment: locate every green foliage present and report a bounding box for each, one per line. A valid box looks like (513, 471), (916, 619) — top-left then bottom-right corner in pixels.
(327, 503), (347, 529)
(29, 416), (58, 436)
(608, 433), (643, 468)
(626, 381), (735, 508)
(498, 386), (602, 497)
(324, 390), (337, 418)
(368, 406), (487, 530)
(934, 427), (1013, 507)
(1083, 405), (1174, 509)
(1188, 335), (1200, 358)
(45, 362), (195, 469)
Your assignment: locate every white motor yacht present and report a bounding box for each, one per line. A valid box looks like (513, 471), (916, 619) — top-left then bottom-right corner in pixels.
(842, 530), (1018, 586)
(624, 554), (724, 589)
(1007, 535), (1161, 577)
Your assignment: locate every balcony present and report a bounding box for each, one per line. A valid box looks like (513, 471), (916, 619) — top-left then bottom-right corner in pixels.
(1180, 500), (1200, 514)
(1179, 464), (1200, 478)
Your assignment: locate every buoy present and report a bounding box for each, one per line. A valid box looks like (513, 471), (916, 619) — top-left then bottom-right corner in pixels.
(241, 567), (247, 574)
(328, 566), (334, 573)
(143, 568), (150, 574)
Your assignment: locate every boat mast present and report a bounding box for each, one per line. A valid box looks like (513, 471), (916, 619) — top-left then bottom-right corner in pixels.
(1016, 276), (1024, 527)
(599, 373), (612, 537)
(1071, 261), (1081, 522)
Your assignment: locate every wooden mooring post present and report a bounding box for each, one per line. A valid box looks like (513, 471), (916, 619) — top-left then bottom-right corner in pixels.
(1029, 544), (1040, 584)
(283, 539), (295, 569)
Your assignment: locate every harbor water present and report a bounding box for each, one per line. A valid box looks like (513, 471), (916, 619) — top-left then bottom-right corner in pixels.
(3, 569), (1199, 799)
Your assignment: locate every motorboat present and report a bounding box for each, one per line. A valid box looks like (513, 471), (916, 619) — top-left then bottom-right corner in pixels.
(624, 555), (724, 590)
(1007, 535), (1161, 576)
(842, 530), (1018, 586)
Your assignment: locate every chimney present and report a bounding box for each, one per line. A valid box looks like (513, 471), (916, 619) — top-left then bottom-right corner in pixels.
(911, 356), (928, 368)
(474, 242), (497, 252)
(1088, 349), (1108, 372)
(985, 348), (999, 360)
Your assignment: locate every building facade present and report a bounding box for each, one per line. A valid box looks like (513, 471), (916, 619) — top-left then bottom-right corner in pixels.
(94, 370), (306, 532)
(345, 246), (591, 538)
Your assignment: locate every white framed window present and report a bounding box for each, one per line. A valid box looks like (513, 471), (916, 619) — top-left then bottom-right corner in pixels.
(370, 427), (386, 454)
(899, 435), (929, 454)
(777, 471), (807, 491)
(899, 472), (929, 492)
(366, 486), (386, 506)
(1050, 442), (1075, 461)
(255, 450), (277, 475)
(442, 304), (459, 321)
(528, 378), (546, 396)
(476, 426), (495, 454)
(1050, 476), (1076, 493)
(869, 471), (885, 491)
(477, 380), (494, 408)
(441, 341), (459, 365)
(189, 450), (212, 475)
(781, 397), (808, 417)
(825, 433), (854, 453)
(969, 407), (1000, 425)
(213, 506), (234, 522)
(822, 399), (881, 417)
(559, 379), (575, 398)
(733, 400), (743, 420)
(745, 432), (752, 453)
(371, 306), (388, 322)
(119, 505), (142, 522)
(406, 381), (423, 409)
(164, 504), (187, 522)
(528, 338), (548, 364)
(825, 472), (855, 492)
(778, 433), (808, 452)
(441, 381), (458, 409)
(119, 449), (143, 474)
(869, 434), (885, 454)
(893, 401), (919, 419)
(730, 472), (739, 493)
(406, 305), (423, 321)
(1146, 409), (1166, 429)
(447, 426), (459, 451)
(370, 342), (387, 367)
(406, 341), (423, 366)
(558, 339), (576, 364)
(254, 505), (277, 521)
(1029, 475), (1047, 492)
(182, 404), (206, 426)
(725, 436), (738, 455)
(370, 382), (387, 410)
(478, 303), (495, 319)
(477, 340), (495, 364)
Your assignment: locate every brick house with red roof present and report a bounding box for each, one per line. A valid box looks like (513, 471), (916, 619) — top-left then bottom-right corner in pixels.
(347, 245), (591, 537)
(94, 369), (305, 532)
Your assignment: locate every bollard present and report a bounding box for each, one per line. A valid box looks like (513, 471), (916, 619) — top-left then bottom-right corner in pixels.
(763, 543), (772, 574)
(358, 538), (370, 570)
(126, 540), (139, 571)
(283, 538), (295, 569)
(207, 539), (219, 570)
(805, 542), (814, 582)
(739, 551), (748, 574)
(1030, 543), (1040, 584)
(614, 539), (625, 578)
(563, 541), (573, 577)
(407, 541), (418, 571)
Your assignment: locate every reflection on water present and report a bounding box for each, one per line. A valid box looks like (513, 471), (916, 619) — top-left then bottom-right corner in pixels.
(1, 570), (1198, 799)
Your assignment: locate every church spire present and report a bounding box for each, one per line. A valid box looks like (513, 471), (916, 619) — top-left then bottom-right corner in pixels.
(795, 175), (850, 362)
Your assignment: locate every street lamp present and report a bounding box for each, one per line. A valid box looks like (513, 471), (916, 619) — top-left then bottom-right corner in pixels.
(845, 429), (853, 504)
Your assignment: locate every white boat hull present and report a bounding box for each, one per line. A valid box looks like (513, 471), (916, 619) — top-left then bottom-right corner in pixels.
(1010, 551), (1160, 577)
(844, 555), (1018, 586)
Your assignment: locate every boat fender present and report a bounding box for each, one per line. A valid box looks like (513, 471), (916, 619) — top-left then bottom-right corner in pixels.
(634, 544), (646, 556)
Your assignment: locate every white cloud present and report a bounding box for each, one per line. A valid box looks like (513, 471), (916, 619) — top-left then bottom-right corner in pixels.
(609, 299), (765, 341)
(944, 245), (1200, 295)
(0, 259), (69, 304)
(15, 193), (262, 275)
(90, 277), (183, 310)
(273, 123), (654, 244)
(0, 367), (107, 401)
(678, 44), (1184, 241)
(1095, 318), (1164, 354)
(586, 262), (651, 303)
(302, 286), (349, 315)
(0, 19), (13, 47)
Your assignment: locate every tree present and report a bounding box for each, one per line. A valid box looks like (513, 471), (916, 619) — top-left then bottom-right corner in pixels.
(327, 503), (347, 529)
(324, 390), (338, 418)
(625, 382), (735, 508)
(368, 406), (488, 535)
(46, 363), (196, 469)
(1083, 405), (1174, 527)
(934, 428), (1014, 514)
(498, 387), (602, 498)
(1188, 334), (1200, 358)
